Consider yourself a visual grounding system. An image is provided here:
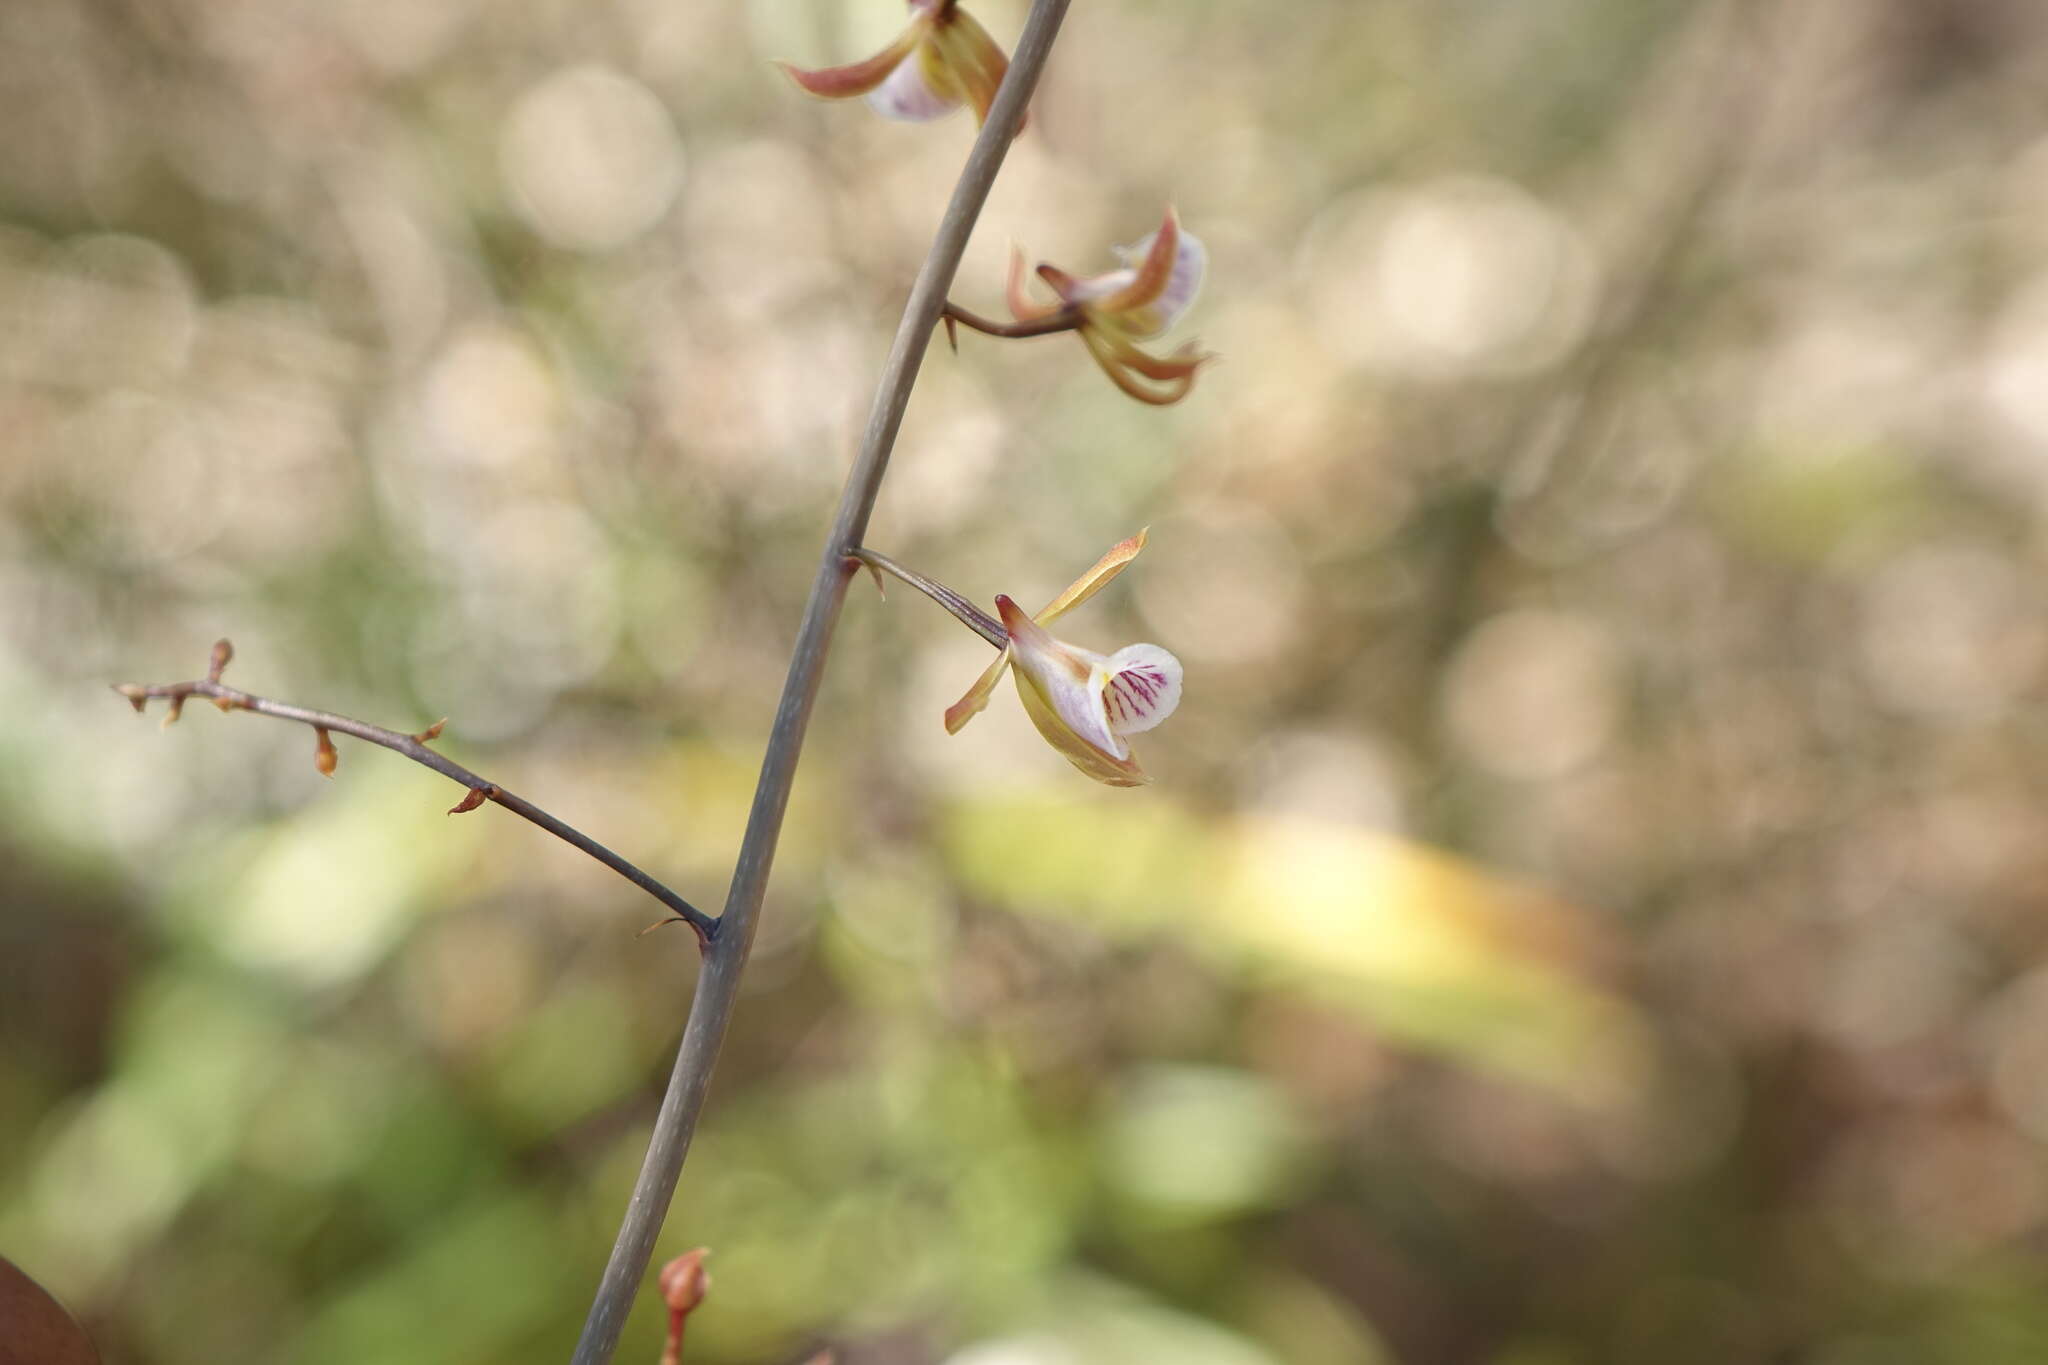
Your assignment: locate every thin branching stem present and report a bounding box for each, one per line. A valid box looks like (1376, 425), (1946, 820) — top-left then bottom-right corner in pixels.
(114, 652), (716, 947)
(567, 1), (1073, 1359)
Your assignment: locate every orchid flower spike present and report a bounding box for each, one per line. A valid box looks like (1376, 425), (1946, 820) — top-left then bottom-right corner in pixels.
(780, 0), (1017, 129)
(945, 208), (1213, 405)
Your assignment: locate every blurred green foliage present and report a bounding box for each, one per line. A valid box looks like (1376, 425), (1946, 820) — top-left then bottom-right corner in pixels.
(8, 0), (2048, 1362)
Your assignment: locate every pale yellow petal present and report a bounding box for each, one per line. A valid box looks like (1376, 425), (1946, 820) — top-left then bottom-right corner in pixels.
(1037, 529), (1148, 625)
(927, 5), (1013, 127)
(945, 645), (1012, 734)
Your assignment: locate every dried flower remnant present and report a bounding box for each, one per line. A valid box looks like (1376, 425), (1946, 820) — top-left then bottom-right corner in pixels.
(780, 0), (1018, 129)
(944, 207), (1213, 404)
(447, 785), (491, 815)
(860, 532), (1183, 786)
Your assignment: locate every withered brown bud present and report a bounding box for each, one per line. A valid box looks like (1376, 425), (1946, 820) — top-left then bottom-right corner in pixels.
(208, 639), (234, 682)
(314, 727), (338, 777)
(658, 1249), (710, 1316)
(657, 1248), (711, 1365)
(162, 695), (184, 727)
(113, 683), (149, 713)
(447, 786), (488, 815)
(415, 718), (448, 743)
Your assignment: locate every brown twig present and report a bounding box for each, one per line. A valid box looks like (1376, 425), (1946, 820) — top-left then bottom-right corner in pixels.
(114, 641), (715, 949)
(567, 1), (1073, 1360)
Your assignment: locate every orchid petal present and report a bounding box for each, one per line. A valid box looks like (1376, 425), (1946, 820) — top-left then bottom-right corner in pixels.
(779, 27), (922, 100)
(1101, 643), (1182, 736)
(867, 43), (961, 121)
(1036, 263), (1086, 304)
(1038, 529), (1147, 625)
(945, 644), (1012, 734)
(998, 596), (1126, 760)
(1113, 220), (1207, 335)
(1058, 267), (1140, 306)
(1097, 207), (1182, 320)
(1007, 246), (1059, 323)
(926, 6), (1013, 127)
(1014, 668), (1151, 786)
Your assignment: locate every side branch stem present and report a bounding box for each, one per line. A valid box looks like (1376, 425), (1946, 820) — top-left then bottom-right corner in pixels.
(568, 2), (1072, 1360)
(114, 675), (715, 944)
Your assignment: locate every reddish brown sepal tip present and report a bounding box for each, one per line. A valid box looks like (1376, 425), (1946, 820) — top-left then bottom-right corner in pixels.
(162, 695), (184, 727)
(415, 718), (448, 743)
(447, 786), (488, 815)
(113, 684), (148, 713)
(314, 727), (338, 777)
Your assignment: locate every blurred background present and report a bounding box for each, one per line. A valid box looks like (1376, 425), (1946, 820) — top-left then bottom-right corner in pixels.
(5, 0), (2048, 1361)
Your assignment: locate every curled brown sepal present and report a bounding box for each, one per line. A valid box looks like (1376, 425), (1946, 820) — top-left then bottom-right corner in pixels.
(447, 785), (492, 815)
(109, 644), (717, 950)
(656, 1249), (710, 1365)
